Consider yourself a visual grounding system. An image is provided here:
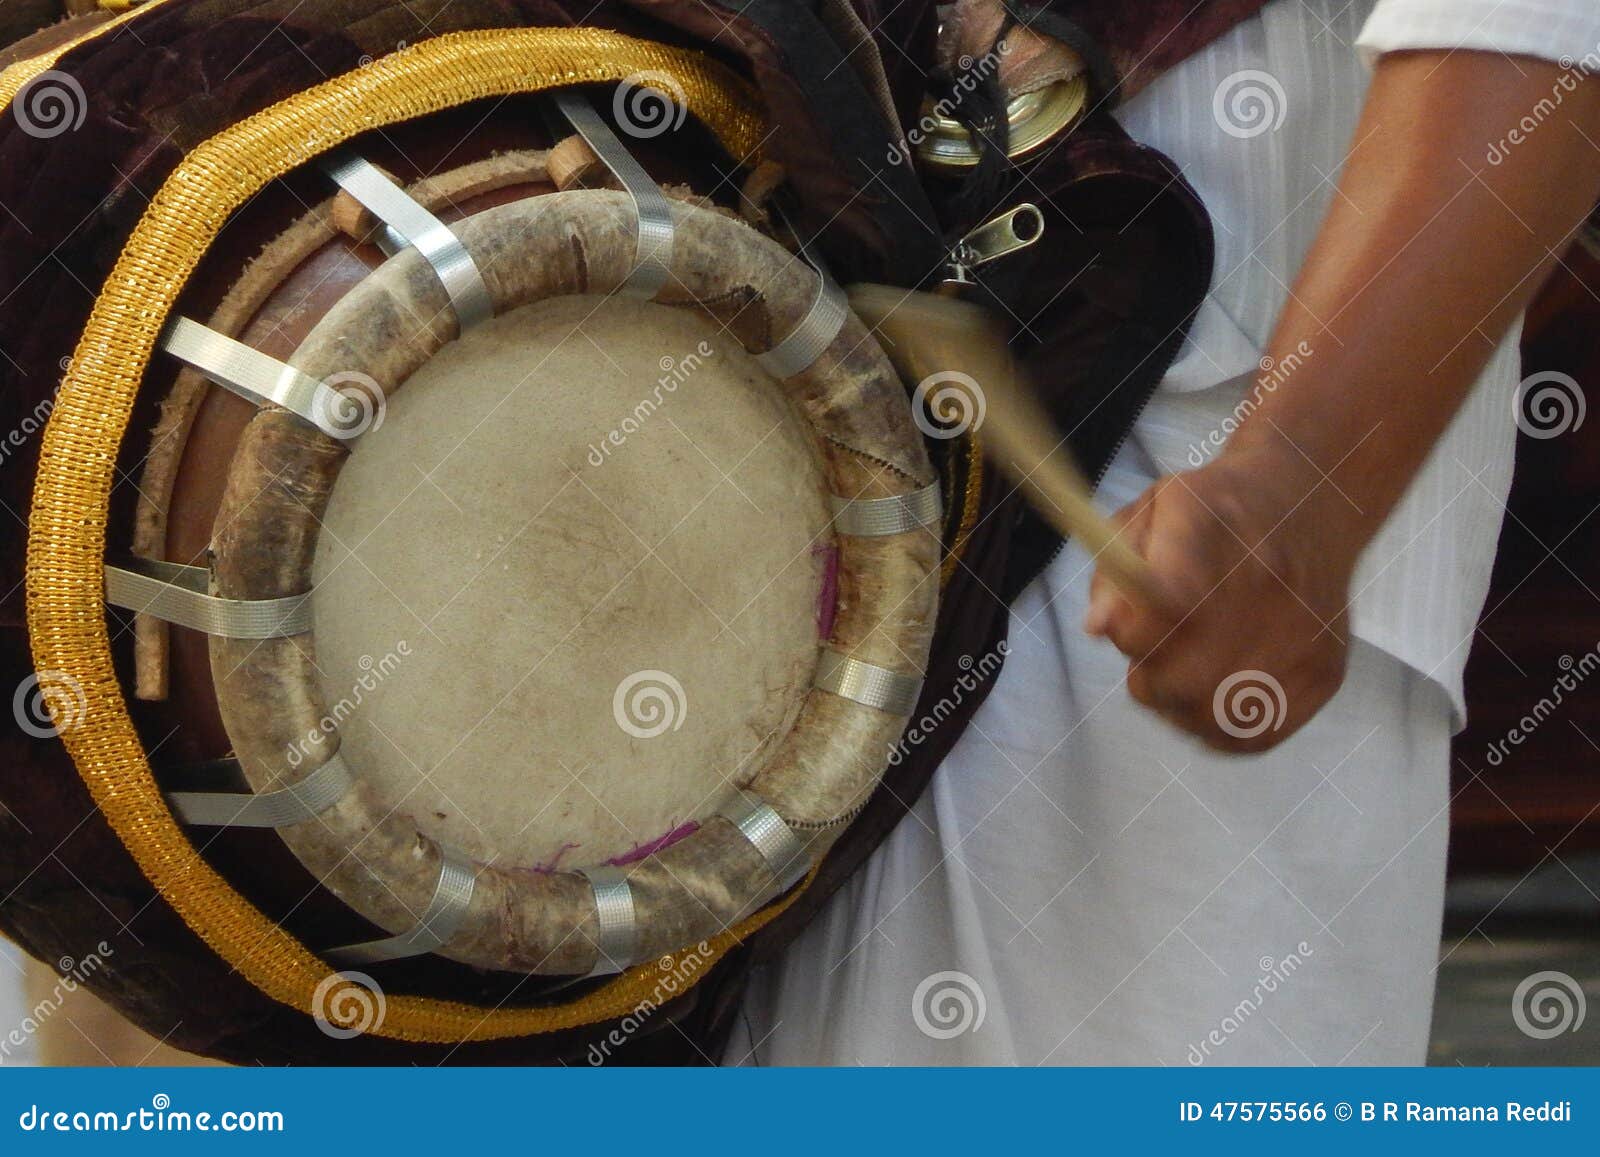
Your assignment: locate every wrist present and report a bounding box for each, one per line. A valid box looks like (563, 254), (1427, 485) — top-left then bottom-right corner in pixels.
(1204, 436), (1371, 579)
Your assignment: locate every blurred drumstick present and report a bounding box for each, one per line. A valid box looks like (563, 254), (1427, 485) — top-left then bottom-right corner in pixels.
(847, 283), (1171, 611)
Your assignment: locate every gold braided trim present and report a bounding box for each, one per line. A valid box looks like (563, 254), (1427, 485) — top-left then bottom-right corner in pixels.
(0, 0), (171, 109)
(940, 430), (985, 584)
(25, 27), (777, 1043)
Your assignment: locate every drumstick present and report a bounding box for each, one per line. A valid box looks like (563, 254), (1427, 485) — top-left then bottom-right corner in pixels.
(847, 283), (1171, 610)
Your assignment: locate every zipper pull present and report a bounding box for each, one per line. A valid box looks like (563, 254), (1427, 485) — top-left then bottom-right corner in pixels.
(943, 203), (1045, 289)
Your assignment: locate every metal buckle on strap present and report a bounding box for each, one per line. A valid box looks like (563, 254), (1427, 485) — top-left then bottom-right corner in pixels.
(552, 90), (675, 299)
(321, 154), (493, 329)
(105, 557), (312, 639)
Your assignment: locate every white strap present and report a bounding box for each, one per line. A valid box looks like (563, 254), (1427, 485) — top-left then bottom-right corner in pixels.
(829, 481), (943, 536)
(579, 866), (639, 976)
(719, 793), (810, 895)
(161, 317), (361, 441)
(105, 558), (311, 639)
(552, 91), (675, 299)
(167, 754), (353, 828)
(814, 650), (923, 715)
(321, 154), (493, 329)
(326, 846), (477, 966)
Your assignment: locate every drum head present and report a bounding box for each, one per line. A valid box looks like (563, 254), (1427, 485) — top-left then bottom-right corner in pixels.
(310, 295), (829, 870)
(200, 188), (938, 975)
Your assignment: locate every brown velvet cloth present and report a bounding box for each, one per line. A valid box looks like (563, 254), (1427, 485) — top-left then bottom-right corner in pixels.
(0, 0), (1264, 1063)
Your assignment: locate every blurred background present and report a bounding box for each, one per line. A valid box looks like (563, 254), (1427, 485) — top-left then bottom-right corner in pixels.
(1426, 217), (1600, 1066)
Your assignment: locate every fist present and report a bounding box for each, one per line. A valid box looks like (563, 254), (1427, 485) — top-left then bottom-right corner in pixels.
(1084, 454), (1354, 754)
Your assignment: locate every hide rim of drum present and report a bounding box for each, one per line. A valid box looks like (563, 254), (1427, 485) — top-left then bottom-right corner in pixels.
(206, 189), (939, 975)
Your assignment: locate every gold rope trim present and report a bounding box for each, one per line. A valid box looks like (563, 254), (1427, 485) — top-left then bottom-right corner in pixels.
(26, 27), (776, 1043)
(940, 430), (985, 584)
(0, 0), (172, 109)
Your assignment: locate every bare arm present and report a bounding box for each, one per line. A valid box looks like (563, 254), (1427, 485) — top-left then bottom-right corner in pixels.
(1085, 50), (1600, 752)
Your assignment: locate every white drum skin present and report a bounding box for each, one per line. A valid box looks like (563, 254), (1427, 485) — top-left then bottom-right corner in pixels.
(311, 295), (830, 870)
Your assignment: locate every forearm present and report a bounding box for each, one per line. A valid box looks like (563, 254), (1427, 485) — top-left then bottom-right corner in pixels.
(1222, 50), (1600, 558)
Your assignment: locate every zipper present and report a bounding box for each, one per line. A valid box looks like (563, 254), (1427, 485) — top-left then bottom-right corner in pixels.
(941, 203), (1045, 290)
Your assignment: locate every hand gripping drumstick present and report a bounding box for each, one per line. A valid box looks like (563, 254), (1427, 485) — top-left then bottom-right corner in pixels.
(846, 283), (1172, 611)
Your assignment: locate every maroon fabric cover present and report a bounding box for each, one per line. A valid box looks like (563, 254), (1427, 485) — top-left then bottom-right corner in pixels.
(1029, 0), (1277, 104)
(0, 0), (1250, 1063)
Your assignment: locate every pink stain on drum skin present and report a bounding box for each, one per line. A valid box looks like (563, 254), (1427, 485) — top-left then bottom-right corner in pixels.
(529, 842), (581, 874)
(604, 821), (699, 866)
(815, 544), (839, 640)
(524, 822), (699, 873)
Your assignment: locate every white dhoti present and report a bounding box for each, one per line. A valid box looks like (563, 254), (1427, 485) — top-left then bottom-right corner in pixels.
(726, 440), (1455, 1065)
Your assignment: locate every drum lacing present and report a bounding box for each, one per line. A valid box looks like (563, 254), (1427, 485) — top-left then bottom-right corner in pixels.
(321, 154), (494, 330)
(159, 317), (372, 443)
(814, 651), (924, 716)
(165, 754), (355, 829)
(104, 557), (311, 640)
(553, 90), (676, 299)
(326, 846), (478, 967)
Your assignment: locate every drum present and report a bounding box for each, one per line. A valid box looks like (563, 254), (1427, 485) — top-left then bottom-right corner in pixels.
(9, 19), (944, 1057)
(160, 172), (941, 978)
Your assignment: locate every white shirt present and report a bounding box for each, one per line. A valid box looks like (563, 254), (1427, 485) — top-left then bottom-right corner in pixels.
(1120, 0), (1600, 727)
(730, 0), (1600, 1067)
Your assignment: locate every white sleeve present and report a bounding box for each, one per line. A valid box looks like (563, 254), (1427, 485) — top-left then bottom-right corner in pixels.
(1356, 0), (1600, 67)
